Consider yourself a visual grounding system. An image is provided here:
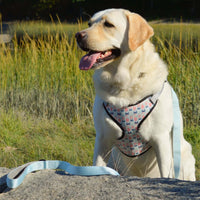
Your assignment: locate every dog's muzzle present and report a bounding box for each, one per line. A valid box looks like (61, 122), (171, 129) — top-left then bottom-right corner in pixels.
(75, 31), (89, 51)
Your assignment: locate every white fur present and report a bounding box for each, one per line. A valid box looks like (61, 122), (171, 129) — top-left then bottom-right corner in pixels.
(79, 9), (196, 181)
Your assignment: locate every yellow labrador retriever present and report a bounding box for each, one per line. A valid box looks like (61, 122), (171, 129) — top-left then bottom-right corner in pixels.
(76, 8), (195, 180)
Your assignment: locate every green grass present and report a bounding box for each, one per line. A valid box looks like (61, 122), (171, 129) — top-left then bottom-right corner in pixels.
(0, 21), (200, 179)
(0, 108), (95, 167)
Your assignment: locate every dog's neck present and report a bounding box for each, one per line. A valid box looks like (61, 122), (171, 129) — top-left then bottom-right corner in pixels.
(93, 41), (168, 108)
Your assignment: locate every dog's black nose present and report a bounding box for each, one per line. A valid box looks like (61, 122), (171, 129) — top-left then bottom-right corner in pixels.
(75, 31), (88, 43)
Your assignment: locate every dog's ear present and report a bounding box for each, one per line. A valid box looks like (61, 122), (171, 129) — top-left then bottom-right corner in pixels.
(125, 11), (154, 51)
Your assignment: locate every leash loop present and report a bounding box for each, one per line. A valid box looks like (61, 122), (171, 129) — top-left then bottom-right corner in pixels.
(6, 160), (119, 189)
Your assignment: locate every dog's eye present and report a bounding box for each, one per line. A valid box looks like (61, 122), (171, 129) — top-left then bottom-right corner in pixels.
(104, 21), (114, 28)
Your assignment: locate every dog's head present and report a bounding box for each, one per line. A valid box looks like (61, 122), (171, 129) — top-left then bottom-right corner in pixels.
(76, 9), (154, 70)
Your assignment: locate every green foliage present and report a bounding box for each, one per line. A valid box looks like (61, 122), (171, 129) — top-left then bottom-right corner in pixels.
(34, 0), (60, 18)
(1, 0), (199, 21)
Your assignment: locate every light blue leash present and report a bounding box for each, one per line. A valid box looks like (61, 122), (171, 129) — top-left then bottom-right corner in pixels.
(6, 86), (181, 189)
(6, 160), (119, 188)
(171, 87), (181, 179)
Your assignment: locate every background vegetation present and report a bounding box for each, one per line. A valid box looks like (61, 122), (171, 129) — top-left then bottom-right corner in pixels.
(0, 21), (200, 180)
(0, 0), (200, 21)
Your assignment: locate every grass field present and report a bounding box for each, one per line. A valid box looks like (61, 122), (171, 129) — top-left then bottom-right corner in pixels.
(0, 21), (200, 179)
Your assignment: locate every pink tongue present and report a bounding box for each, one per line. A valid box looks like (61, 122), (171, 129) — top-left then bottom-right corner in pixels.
(79, 52), (101, 70)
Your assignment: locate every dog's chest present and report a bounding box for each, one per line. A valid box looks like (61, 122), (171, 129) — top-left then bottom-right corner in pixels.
(103, 97), (156, 157)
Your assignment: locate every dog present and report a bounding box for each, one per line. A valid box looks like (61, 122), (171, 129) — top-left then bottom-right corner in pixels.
(76, 8), (196, 181)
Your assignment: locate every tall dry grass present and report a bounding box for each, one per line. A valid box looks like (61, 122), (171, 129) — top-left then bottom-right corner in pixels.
(0, 24), (94, 122)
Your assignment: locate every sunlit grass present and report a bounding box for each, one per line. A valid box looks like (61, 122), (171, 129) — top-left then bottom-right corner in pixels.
(152, 23), (200, 51)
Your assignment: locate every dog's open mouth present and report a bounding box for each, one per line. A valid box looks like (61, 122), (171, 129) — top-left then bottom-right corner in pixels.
(79, 49), (121, 70)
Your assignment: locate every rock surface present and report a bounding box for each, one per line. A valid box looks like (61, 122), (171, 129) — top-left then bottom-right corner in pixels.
(0, 23), (13, 44)
(0, 168), (200, 200)
(0, 34), (12, 44)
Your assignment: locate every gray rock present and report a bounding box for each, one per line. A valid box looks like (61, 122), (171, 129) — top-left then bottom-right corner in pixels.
(0, 168), (200, 200)
(0, 23), (13, 44)
(0, 34), (13, 44)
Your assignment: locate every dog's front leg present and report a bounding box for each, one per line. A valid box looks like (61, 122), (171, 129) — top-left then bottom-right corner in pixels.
(153, 135), (173, 178)
(93, 134), (113, 166)
(93, 95), (121, 166)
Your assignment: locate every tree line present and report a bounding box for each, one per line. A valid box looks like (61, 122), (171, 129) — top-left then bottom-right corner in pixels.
(0, 0), (199, 21)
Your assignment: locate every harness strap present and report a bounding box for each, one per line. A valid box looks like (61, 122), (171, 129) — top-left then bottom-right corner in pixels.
(171, 88), (181, 179)
(150, 80), (167, 104)
(103, 81), (166, 157)
(6, 160), (119, 189)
